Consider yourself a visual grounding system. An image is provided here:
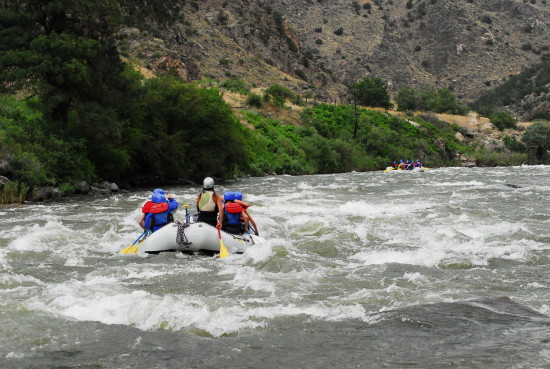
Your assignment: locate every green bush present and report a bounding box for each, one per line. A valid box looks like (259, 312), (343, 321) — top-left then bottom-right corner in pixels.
(490, 112), (517, 130)
(263, 84), (295, 107)
(522, 122), (550, 164)
(220, 77), (251, 94)
(246, 93), (263, 108)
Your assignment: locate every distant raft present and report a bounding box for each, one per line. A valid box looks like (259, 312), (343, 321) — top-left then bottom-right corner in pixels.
(384, 166), (429, 173)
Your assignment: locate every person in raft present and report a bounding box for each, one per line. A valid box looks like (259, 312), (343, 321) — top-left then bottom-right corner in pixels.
(138, 188), (179, 232)
(196, 177), (224, 229)
(222, 191), (249, 235)
(234, 191), (259, 236)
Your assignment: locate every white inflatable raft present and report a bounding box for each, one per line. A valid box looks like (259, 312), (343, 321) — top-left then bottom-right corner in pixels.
(137, 221), (257, 254)
(384, 166), (428, 173)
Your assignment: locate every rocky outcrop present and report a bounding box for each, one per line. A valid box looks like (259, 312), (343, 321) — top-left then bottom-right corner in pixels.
(154, 56), (188, 80)
(119, 0), (549, 112)
(0, 160), (11, 176)
(31, 186), (63, 202)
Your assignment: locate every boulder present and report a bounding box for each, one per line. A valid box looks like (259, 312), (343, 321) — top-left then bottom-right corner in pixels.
(0, 160), (11, 175)
(0, 175), (9, 192)
(74, 181), (91, 195)
(31, 186), (62, 202)
(90, 186), (112, 196)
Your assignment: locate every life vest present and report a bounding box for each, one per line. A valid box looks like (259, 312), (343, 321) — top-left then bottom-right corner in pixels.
(147, 202), (170, 231)
(197, 190), (218, 225)
(198, 190), (216, 211)
(141, 200), (153, 213)
(224, 202), (243, 225)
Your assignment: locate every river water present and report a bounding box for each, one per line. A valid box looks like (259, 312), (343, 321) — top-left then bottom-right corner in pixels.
(1, 166), (549, 368)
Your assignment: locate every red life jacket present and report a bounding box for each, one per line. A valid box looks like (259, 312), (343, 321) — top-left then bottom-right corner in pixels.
(142, 200), (153, 213)
(151, 202), (169, 214)
(225, 202), (243, 214)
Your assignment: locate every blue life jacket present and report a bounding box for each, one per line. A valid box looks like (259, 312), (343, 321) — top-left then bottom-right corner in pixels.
(224, 202), (243, 225)
(145, 198), (178, 232)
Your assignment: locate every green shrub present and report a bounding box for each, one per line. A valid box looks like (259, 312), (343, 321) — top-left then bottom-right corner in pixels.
(246, 93), (262, 108)
(1, 181), (30, 204)
(220, 77), (250, 94)
(522, 122), (550, 164)
(264, 84), (295, 107)
(490, 112), (517, 130)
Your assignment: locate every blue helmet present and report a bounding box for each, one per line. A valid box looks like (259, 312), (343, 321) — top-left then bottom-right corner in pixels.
(234, 191), (243, 201)
(153, 188), (165, 195)
(152, 192), (166, 203)
(224, 191), (235, 201)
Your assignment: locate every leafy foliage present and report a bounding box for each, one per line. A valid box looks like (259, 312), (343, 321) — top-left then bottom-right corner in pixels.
(0, 96), (94, 186)
(243, 104), (469, 173)
(395, 86), (468, 115)
(263, 84), (295, 107)
(352, 78), (391, 109)
(220, 77), (251, 95)
(522, 122), (550, 164)
(489, 112), (517, 131)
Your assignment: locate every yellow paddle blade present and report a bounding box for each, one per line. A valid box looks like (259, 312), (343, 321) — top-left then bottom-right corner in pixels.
(120, 243), (139, 254)
(219, 239), (229, 258)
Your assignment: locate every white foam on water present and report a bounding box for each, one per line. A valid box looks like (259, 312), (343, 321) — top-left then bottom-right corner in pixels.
(427, 180), (487, 187)
(7, 221), (70, 253)
(0, 273), (44, 287)
(351, 218), (537, 268)
(339, 200), (433, 219)
(25, 278), (299, 337)
(240, 239), (277, 264)
(231, 266), (276, 294)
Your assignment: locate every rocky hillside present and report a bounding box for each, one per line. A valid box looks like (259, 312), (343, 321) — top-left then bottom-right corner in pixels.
(119, 0), (550, 115)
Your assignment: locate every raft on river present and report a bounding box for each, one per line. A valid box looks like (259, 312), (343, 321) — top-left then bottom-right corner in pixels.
(384, 166), (429, 173)
(130, 221), (258, 254)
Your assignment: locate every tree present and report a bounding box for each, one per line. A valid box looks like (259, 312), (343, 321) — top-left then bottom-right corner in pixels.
(395, 86), (424, 111)
(352, 78), (391, 109)
(130, 76), (249, 180)
(421, 88), (468, 115)
(0, 0), (124, 122)
(522, 122), (550, 164)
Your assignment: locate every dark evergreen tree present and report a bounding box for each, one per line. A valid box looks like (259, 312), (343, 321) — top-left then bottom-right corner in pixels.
(352, 78), (391, 109)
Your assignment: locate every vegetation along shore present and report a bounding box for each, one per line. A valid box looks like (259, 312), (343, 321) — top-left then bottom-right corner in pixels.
(1, 1), (549, 205)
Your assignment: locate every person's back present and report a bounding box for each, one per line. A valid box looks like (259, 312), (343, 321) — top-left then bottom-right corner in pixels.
(144, 191), (178, 232)
(234, 191), (259, 236)
(196, 177), (223, 228)
(222, 191), (248, 235)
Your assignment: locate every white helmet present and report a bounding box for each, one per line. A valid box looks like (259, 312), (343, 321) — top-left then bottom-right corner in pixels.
(203, 177), (215, 189)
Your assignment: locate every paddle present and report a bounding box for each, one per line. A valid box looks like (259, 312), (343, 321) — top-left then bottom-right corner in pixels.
(184, 204), (190, 224)
(217, 227), (229, 258)
(120, 230), (148, 254)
